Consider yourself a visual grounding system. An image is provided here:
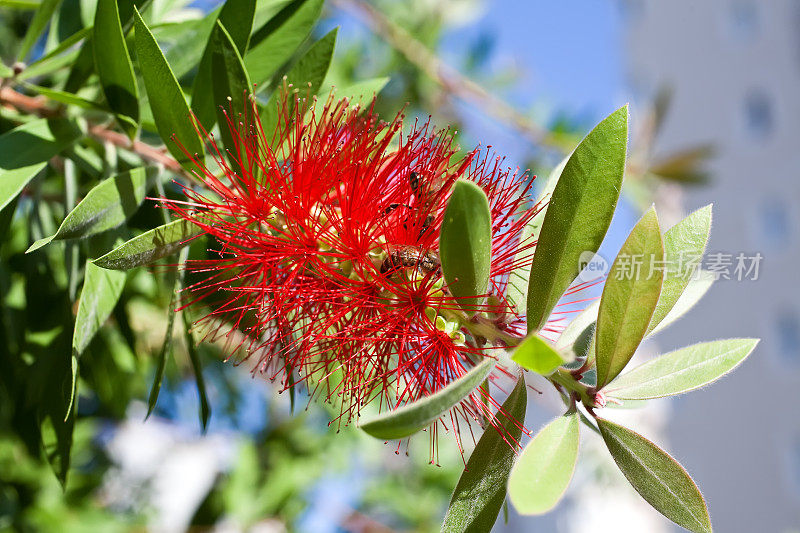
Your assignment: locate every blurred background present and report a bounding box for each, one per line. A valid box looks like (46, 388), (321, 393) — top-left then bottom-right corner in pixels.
(1, 0), (797, 531)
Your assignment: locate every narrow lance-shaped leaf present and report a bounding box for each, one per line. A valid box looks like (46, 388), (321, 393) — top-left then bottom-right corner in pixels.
(190, 0), (255, 130)
(647, 204), (712, 334)
(526, 106), (628, 333)
(604, 338), (759, 400)
(555, 299), (599, 359)
(359, 358), (496, 440)
(210, 21), (253, 157)
(507, 154), (568, 314)
(512, 334), (567, 376)
(134, 7), (204, 170)
(0, 118), (82, 212)
(259, 28), (337, 137)
(27, 167), (160, 252)
(595, 207), (664, 389)
(508, 412), (580, 515)
(93, 219), (202, 270)
(598, 418), (712, 533)
(183, 303), (211, 430)
(17, 0), (60, 60)
(69, 262), (127, 417)
(439, 179), (492, 312)
(649, 269), (714, 337)
(442, 377), (527, 532)
(94, 0), (140, 138)
(245, 0), (324, 87)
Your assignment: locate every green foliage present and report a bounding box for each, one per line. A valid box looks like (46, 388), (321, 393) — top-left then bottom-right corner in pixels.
(526, 106), (628, 333)
(442, 377), (527, 532)
(210, 21), (253, 156)
(134, 8), (204, 169)
(439, 179), (492, 312)
(508, 412), (579, 515)
(359, 358), (496, 440)
(511, 333), (566, 376)
(598, 418), (712, 533)
(595, 207), (664, 388)
(603, 338), (759, 400)
(93, 219), (201, 270)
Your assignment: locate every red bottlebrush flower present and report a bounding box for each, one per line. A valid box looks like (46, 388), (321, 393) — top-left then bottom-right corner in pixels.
(164, 94), (546, 458)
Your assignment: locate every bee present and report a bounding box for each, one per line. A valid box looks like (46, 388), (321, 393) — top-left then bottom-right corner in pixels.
(380, 245), (441, 276)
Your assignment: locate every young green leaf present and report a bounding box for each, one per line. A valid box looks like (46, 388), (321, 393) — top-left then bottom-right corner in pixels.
(442, 377), (527, 532)
(31, 167), (159, 249)
(134, 8), (204, 170)
(94, 0), (140, 138)
(359, 358), (496, 440)
(147, 266), (182, 419)
(555, 299), (599, 356)
(649, 269), (714, 337)
(604, 338), (758, 400)
(508, 412), (579, 515)
(507, 154), (568, 315)
(647, 205), (712, 334)
(598, 418), (712, 533)
(595, 207), (664, 389)
(0, 118), (82, 212)
(210, 21), (253, 157)
(526, 106), (628, 333)
(258, 28), (337, 136)
(93, 219), (202, 270)
(439, 179), (492, 312)
(190, 0), (255, 130)
(23, 83), (104, 111)
(245, 0), (324, 87)
(512, 334), (566, 376)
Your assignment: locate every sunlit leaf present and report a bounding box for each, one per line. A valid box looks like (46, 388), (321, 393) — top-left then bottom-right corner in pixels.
(508, 412), (579, 515)
(595, 207), (664, 388)
(512, 334), (566, 376)
(647, 205), (712, 334)
(604, 338), (758, 400)
(210, 20), (253, 157)
(0, 118), (81, 212)
(526, 106), (628, 333)
(94, 0), (139, 138)
(598, 418), (712, 533)
(134, 7), (203, 169)
(17, 0), (59, 60)
(93, 219), (202, 270)
(649, 270), (714, 337)
(442, 377), (527, 532)
(439, 179), (492, 312)
(359, 358), (496, 440)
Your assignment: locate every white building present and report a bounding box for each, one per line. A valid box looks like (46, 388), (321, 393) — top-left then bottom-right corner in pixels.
(623, 1), (800, 531)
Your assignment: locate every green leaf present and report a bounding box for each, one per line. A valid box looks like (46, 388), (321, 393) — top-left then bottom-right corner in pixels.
(0, 118), (82, 212)
(508, 412), (579, 515)
(313, 76), (389, 115)
(512, 334), (566, 376)
(94, 0), (140, 138)
(18, 27), (92, 80)
(507, 155), (568, 314)
(595, 207), (664, 389)
(93, 219), (202, 270)
(183, 305), (211, 430)
(258, 28), (337, 137)
(649, 269), (714, 337)
(190, 0), (255, 130)
(647, 205), (712, 334)
(245, 0), (323, 87)
(439, 179), (492, 312)
(210, 20), (253, 157)
(29, 167), (159, 251)
(442, 377), (527, 532)
(526, 106), (628, 333)
(359, 358), (496, 440)
(147, 266), (182, 418)
(134, 7), (203, 170)
(22, 83), (104, 110)
(69, 262), (126, 417)
(604, 338), (758, 400)
(597, 418), (712, 533)
(18, 0), (60, 60)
